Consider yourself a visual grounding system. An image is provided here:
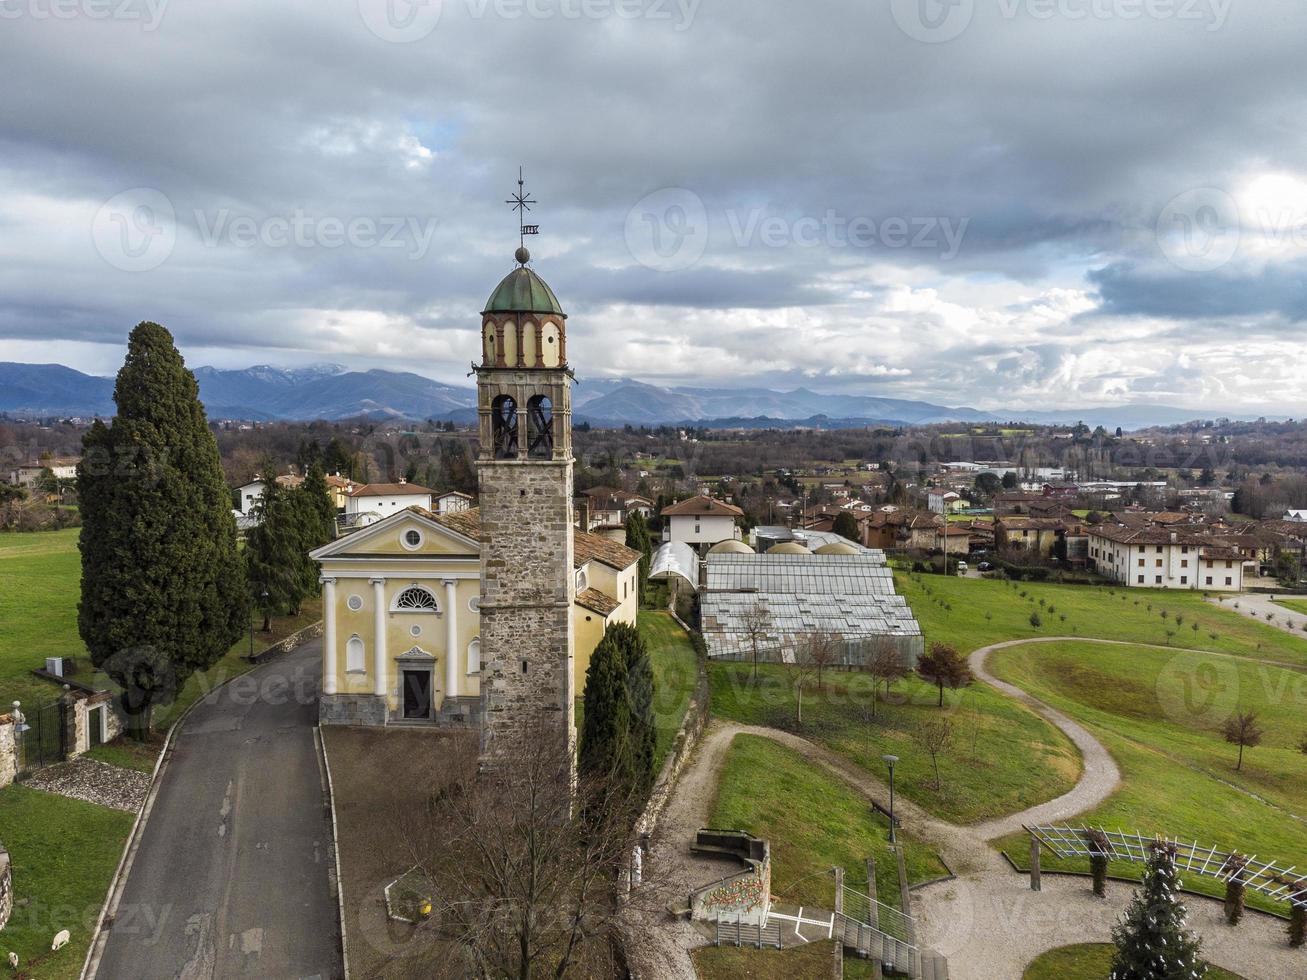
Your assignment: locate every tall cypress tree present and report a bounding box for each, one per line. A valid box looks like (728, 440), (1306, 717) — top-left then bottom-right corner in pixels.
(616, 622), (657, 795)
(302, 460), (337, 546)
(625, 510), (652, 599)
(1110, 843), (1207, 980)
(579, 629), (634, 793)
(78, 322), (247, 736)
(245, 470), (313, 627)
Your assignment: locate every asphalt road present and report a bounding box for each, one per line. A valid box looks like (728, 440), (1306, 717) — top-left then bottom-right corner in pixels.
(94, 639), (342, 980)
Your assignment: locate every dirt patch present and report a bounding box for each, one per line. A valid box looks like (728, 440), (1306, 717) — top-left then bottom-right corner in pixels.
(324, 726), (474, 980)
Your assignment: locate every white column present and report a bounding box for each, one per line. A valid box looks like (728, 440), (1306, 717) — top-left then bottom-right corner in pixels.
(443, 579), (458, 698)
(322, 577), (337, 696)
(370, 577), (387, 698)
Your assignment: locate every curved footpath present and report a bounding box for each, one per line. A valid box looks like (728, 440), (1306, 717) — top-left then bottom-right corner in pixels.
(633, 637), (1304, 980)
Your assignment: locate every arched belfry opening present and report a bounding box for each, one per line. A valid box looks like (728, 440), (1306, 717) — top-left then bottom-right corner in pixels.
(527, 394), (553, 458)
(491, 394), (518, 459)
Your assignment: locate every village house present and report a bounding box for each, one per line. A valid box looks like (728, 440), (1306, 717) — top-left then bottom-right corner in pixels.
(234, 472), (304, 516)
(343, 479), (434, 528)
(660, 495), (744, 549)
(434, 489), (474, 515)
(9, 457), (79, 489)
(1088, 525), (1244, 591)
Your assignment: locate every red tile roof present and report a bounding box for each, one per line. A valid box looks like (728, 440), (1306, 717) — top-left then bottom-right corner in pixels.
(661, 496), (745, 518)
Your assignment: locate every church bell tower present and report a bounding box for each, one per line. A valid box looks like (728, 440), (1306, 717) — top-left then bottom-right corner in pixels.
(475, 174), (576, 770)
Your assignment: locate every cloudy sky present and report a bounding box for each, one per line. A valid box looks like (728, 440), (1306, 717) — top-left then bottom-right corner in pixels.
(2, 0), (1306, 412)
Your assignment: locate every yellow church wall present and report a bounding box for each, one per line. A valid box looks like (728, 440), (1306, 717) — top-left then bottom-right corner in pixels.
(322, 571), (483, 710)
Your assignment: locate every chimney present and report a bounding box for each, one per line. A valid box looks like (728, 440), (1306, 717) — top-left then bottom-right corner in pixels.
(576, 497), (590, 530)
(1170, 531), (1177, 543)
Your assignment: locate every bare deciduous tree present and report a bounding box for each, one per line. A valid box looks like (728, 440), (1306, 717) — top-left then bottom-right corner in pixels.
(1221, 709), (1264, 771)
(739, 601), (772, 682)
(400, 723), (647, 979)
(867, 638), (908, 717)
(912, 716), (954, 791)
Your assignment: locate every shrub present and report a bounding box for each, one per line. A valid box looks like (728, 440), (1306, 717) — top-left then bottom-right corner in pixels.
(1291, 904), (1305, 949)
(1090, 854), (1108, 897)
(1029, 611), (1042, 628)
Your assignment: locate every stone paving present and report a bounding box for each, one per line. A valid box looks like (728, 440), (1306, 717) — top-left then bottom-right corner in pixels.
(23, 758), (151, 812)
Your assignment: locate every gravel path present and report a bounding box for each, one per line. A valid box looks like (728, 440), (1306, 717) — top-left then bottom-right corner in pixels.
(23, 757), (152, 812)
(1209, 591), (1307, 636)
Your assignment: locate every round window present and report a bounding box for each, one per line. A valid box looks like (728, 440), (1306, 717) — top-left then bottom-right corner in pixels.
(402, 528), (423, 550)
(468, 595), (481, 612)
(347, 595), (363, 611)
(410, 624), (422, 637)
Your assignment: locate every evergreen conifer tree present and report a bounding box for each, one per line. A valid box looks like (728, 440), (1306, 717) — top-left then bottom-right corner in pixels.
(625, 510), (652, 599)
(613, 621), (656, 796)
(245, 469), (312, 627)
(78, 322), (247, 736)
(301, 460), (337, 546)
(578, 629), (634, 794)
(1110, 843), (1207, 980)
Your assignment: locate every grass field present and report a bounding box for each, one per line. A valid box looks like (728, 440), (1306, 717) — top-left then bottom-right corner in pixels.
(1273, 596), (1307, 617)
(0, 784), (135, 980)
(639, 610), (701, 771)
(1022, 943), (1244, 979)
(898, 572), (1307, 667)
(0, 527), (320, 730)
(988, 640), (1307, 912)
(0, 528), (83, 708)
(710, 734), (948, 909)
(709, 662), (1079, 825)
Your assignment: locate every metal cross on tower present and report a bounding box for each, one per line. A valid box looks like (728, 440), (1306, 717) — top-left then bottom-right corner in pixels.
(505, 166), (539, 249)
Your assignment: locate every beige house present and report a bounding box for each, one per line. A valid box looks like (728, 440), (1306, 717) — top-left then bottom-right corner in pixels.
(311, 504), (640, 726)
(1088, 525), (1245, 591)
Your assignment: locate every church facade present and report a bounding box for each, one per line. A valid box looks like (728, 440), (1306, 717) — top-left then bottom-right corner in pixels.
(313, 246), (640, 759)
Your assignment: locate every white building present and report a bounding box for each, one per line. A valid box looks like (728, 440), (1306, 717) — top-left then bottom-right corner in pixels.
(434, 490), (474, 515)
(1088, 526), (1244, 591)
(10, 458), (79, 489)
(660, 496), (744, 548)
(344, 480), (435, 527)
(1286, 510), (1307, 523)
(233, 473), (304, 516)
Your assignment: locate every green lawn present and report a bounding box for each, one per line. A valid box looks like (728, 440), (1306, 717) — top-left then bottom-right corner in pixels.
(989, 640), (1307, 913)
(710, 734), (947, 909)
(639, 610), (700, 771)
(1023, 943), (1244, 979)
(709, 662), (1079, 825)
(0, 529), (84, 708)
(0, 784), (135, 980)
(898, 572), (1307, 668)
(83, 736), (166, 773)
(0, 526), (320, 732)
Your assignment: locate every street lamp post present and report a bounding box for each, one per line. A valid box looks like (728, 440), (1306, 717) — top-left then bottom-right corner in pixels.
(882, 754), (898, 843)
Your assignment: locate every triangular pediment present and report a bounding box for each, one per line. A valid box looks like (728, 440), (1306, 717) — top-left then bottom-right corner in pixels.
(310, 508), (479, 560)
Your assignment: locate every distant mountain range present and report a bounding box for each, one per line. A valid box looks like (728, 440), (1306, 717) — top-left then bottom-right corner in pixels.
(0, 361), (1282, 431)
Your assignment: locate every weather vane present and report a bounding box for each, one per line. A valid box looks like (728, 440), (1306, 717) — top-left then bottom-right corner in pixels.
(506, 166), (539, 254)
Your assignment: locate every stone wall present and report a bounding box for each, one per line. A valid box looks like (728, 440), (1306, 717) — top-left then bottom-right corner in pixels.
(319, 693), (388, 727)
(636, 642), (710, 840)
(0, 845), (11, 932)
(0, 716), (15, 789)
(250, 619), (324, 664)
(476, 456), (576, 767)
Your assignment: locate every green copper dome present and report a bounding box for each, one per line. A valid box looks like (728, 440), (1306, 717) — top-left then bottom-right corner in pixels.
(483, 263), (566, 317)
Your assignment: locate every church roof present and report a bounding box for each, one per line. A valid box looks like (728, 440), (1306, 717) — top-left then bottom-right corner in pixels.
(428, 507), (641, 571)
(576, 587), (621, 617)
(483, 266), (566, 317)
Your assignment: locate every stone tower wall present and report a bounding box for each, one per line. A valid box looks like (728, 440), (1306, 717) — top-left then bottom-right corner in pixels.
(476, 456), (576, 768)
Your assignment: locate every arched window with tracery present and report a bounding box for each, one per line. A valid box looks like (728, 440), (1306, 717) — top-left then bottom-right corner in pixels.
(492, 394), (518, 459)
(527, 394), (553, 459)
(392, 586), (439, 613)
